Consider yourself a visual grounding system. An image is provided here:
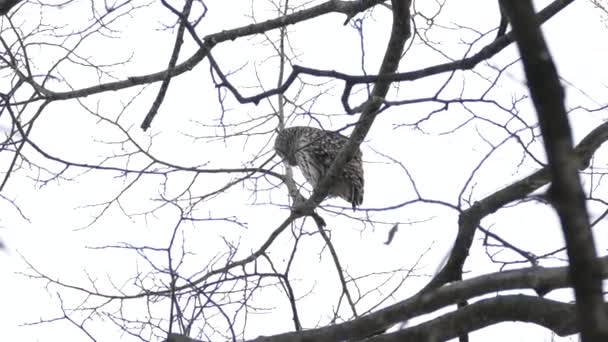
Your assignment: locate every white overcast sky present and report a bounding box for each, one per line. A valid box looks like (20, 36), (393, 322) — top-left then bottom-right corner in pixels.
(2, 0), (608, 341)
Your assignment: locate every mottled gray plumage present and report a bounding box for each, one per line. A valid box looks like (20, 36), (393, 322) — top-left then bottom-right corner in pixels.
(274, 126), (364, 210)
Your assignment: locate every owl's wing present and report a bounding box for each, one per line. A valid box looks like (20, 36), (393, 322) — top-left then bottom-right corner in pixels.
(308, 131), (349, 168)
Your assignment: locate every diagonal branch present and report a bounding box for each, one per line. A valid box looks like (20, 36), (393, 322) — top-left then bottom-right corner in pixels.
(185, 0), (576, 112)
(295, 0), (412, 217)
(31, 0), (387, 102)
(166, 256), (608, 342)
(0, 0), (22, 15)
(140, 0), (196, 131)
(362, 295), (586, 341)
(500, 0), (608, 340)
(424, 119), (608, 293)
(20, 0), (574, 115)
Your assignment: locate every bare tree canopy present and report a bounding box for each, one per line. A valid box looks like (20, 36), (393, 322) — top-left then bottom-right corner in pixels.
(2, 0), (608, 341)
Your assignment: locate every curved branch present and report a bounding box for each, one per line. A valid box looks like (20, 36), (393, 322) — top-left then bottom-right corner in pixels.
(165, 256), (608, 342)
(424, 110), (608, 294)
(364, 295), (581, 341)
(205, 0), (576, 113)
(296, 0), (412, 216)
(0, 0), (22, 15)
(33, 0), (386, 101)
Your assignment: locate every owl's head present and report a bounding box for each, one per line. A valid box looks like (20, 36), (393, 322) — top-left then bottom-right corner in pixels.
(274, 128), (299, 166)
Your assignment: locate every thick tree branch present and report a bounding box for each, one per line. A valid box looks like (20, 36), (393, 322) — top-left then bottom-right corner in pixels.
(295, 0), (412, 217)
(424, 117), (608, 293)
(363, 295), (584, 341)
(166, 256), (608, 342)
(500, 0), (608, 340)
(0, 0), (21, 15)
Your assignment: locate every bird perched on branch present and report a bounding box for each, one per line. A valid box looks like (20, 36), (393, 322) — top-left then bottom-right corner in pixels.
(274, 126), (364, 210)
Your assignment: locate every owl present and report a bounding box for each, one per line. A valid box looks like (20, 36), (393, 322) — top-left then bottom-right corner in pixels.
(274, 126), (364, 210)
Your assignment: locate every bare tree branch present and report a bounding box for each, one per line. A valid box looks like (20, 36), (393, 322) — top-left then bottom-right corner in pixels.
(500, 0), (608, 340)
